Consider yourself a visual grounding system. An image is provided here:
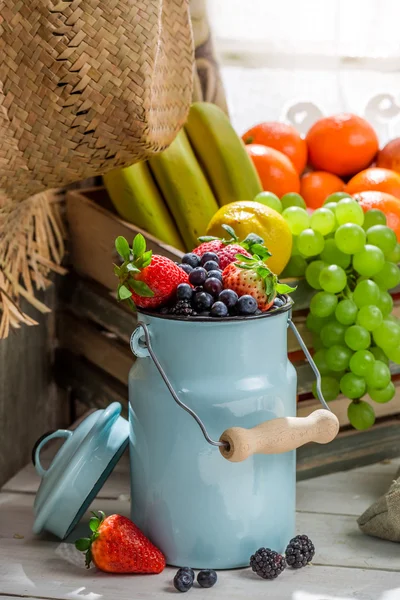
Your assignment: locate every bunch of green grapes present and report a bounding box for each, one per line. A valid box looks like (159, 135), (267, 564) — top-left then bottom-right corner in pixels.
(280, 191), (400, 431)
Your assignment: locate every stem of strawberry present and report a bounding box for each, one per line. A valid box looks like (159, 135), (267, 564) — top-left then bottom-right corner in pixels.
(75, 510), (106, 569)
(114, 234), (154, 308)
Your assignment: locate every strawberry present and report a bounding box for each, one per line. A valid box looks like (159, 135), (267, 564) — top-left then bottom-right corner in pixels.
(114, 234), (188, 309)
(222, 254), (296, 311)
(193, 225), (271, 269)
(75, 511), (166, 574)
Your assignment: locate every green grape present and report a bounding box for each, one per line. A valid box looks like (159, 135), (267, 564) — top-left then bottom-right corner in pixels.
(366, 225), (397, 256)
(335, 198), (365, 226)
(320, 320), (346, 347)
(362, 209), (387, 230)
(325, 344), (353, 371)
(353, 279), (381, 308)
(335, 299), (358, 325)
(377, 291), (393, 317)
(324, 201), (338, 216)
(319, 264), (347, 293)
(352, 244), (385, 277)
(348, 400), (375, 430)
(253, 191), (282, 213)
(368, 381), (395, 403)
(335, 223), (366, 254)
(306, 312), (331, 334)
(310, 291), (338, 317)
(345, 325), (371, 351)
(385, 345), (400, 364)
(313, 349), (331, 375)
(323, 191), (352, 205)
(365, 360), (391, 389)
(282, 206), (310, 235)
(385, 242), (400, 263)
(373, 261), (400, 290)
(349, 350), (375, 377)
(356, 305), (383, 331)
(281, 255), (307, 277)
(310, 208), (336, 236)
(373, 319), (400, 349)
(305, 260), (326, 290)
(312, 334), (325, 351)
(320, 238), (351, 268)
(291, 236), (302, 256)
(370, 346), (389, 365)
(297, 228), (325, 257)
(312, 376), (340, 402)
(340, 372), (366, 399)
(281, 192), (307, 210)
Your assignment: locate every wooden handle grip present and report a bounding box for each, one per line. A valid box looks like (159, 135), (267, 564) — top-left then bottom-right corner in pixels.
(219, 409), (339, 463)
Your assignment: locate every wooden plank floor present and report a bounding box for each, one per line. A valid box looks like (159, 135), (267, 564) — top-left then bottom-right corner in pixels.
(1, 449), (399, 599)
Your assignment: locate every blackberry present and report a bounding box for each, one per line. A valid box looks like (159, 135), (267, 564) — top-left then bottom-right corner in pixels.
(285, 535), (315, 569)
(169, 300), (197, 317)
(250, 548), (286, 580)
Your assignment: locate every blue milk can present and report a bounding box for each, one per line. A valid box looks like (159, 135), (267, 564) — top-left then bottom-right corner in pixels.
(129, 298), (339, 569)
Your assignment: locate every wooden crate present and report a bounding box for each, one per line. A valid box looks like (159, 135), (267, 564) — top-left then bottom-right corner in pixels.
(59, 187), (400, 478)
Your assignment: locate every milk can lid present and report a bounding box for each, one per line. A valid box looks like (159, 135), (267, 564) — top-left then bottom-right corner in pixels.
(32, 402), (128, 539)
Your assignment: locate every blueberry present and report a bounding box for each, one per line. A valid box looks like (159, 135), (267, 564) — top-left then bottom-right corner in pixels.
(207, 269), (223, 282)
(204, 277), (223, 296)
(189, 267), (207, 286)
(210, 301), (229, 318)
(218, 289), (238, 309)
(273, 296), (285, 308)
(193, 291), (213, 311)
(182, 253), (201, 268)
(237, 295), (258, 315)
(176, 283), (193, 302)
(177, 567), (195, 581)
(194, 286), (204, 293)
(201, 252), (219, 266)
(179, 263), (193, 275)
(174, 571), (193, 593)
(197, 569), (217, 588)
(203, 260), (220, 272)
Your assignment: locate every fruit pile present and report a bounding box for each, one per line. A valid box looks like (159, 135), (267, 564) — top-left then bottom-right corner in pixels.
(104, 102), (263, 252)
(114, 228), (294, 319)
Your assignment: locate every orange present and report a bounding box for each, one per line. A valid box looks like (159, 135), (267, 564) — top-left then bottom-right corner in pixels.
(245, 144), (300, 198)
(346, 168), (400, 199)
(306, 114), (379, 177)
(242, 122), (307, 174)
(377, 138), (400, 174)
(300, 171), (345, 210)
(354, 191), (400, 241)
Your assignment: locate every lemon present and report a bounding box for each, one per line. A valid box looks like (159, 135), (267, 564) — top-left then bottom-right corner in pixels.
(206, 201), (292, 275)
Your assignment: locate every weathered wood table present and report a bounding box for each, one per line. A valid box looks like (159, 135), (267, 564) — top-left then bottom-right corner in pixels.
(1, 451), (399, 600)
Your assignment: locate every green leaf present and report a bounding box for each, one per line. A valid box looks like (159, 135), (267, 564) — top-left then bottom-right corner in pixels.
(235, 253), (254, 263)
(126, 297), (137, 312)
(118, 284), (132, 300)
(242, 233), (264, 246)
(85, 548), (93, 569)
(133, 234), (146, 259)
(115, 236), (130, 261)
(251, 244), (272, 259)
(141, 250), (153, 268)
(75, 537), (91, 552)
(276, 283), (297, 294)
(113, 264), (121, 276)
(89, 517), (100, 532)
(126, 263), (140, 273)
(221, 224), (238, 242)
(198, 235), (219, 243)
(130, 280), (154, 297)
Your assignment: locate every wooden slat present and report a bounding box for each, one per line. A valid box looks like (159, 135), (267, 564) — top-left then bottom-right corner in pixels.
(66, 189), (183, 292)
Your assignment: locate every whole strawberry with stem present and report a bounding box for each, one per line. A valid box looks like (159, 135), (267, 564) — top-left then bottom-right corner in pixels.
(193, 225), (272, 269)
(223, 253), (296, 311)
(75, 511), (166, 574)
(114, 234), (188, 310)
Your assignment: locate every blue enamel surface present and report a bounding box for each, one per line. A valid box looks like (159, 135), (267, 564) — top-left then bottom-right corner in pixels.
(129, 311), (297, 569)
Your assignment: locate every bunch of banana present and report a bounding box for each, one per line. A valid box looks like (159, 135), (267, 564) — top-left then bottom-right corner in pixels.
(103, 102), (262, 251)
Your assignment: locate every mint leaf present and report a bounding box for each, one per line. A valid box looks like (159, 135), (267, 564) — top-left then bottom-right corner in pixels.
(89, 517), (100, 532)
(115, 236), (130, 261)
(133, 234), (146, 259)
(276, 283), (297, 294)
(75, 538), (91, 551)
(118, 284), (132, 300)
(130, 280), (154, 297)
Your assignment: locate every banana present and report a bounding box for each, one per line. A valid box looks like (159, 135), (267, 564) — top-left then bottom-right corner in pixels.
(185, 102), (262, 206)
(103, 162), (185, 251)
(149, 129), (219, 250)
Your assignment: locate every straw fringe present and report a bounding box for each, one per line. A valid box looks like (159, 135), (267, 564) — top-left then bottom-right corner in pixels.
(0, 190), (66, 338)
